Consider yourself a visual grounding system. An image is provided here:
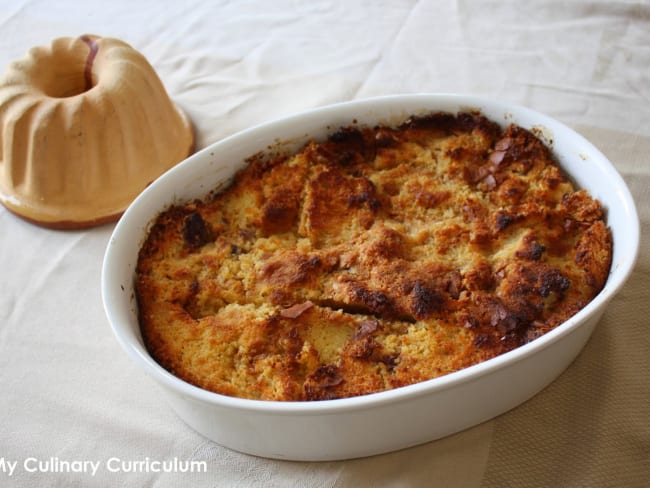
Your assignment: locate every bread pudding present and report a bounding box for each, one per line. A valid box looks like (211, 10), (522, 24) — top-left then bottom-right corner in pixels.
(135, 112), (612, 401)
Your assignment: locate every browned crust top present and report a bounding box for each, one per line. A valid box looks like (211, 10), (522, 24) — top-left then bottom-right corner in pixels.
(135, 112), (612, 401)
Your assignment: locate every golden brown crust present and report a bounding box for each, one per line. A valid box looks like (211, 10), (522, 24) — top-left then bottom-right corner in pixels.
(135, 112), (612, 401)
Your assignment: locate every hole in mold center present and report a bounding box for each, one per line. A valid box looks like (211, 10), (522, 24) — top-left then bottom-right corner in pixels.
(42, 36), (98, 98)
(44, 76), (91, 98)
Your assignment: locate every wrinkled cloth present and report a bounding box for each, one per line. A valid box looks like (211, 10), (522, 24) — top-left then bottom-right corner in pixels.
(0, 1), (648, 486)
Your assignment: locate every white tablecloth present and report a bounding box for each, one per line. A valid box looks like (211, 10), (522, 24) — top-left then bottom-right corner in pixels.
(1, 1), (648, 486)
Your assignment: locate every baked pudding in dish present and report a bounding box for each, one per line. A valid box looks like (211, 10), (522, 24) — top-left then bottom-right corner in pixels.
(135, 111), (612, 401)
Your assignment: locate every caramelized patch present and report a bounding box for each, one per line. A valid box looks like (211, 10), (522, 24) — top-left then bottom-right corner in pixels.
(306, 126), (375, 168)
(260, 192), (299, 235)
(494, 211), (515, 232)
(260, 252), (322, 289)
(348, 284), (398, 319)
(183, 211), (212, 248)
(302, 167), (380, 244)
(303, 364), (344, 400)
(516, 233), (547, 261)
(574, 220), (612, 288)
(409, 281), (445, 320)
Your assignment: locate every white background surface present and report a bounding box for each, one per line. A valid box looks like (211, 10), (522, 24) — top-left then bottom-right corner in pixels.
(1, 1), (648, 486)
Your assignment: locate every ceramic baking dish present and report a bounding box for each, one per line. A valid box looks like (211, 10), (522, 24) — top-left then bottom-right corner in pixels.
(102, 94), (639, 461)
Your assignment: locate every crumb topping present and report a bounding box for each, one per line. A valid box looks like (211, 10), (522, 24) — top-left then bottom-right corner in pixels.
(136, 112), (612, 401)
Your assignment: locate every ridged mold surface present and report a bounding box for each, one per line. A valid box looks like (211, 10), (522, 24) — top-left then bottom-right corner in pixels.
(0, 35), (194, 228)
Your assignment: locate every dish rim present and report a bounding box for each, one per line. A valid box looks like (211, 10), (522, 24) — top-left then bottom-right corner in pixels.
(102, 93), (640, 415)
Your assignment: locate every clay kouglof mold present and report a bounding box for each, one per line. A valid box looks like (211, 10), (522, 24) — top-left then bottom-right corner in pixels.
(0, 34), (194, 228)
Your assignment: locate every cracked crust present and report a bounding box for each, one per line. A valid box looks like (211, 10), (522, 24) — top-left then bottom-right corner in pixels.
(135, 112), (612, 401)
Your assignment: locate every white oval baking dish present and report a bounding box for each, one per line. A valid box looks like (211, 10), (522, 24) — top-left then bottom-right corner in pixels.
(102, 94), (639, 461)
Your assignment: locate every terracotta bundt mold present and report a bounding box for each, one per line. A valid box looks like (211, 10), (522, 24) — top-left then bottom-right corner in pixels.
(0, 34), (194, 229)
